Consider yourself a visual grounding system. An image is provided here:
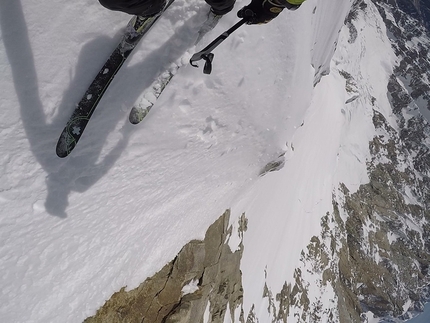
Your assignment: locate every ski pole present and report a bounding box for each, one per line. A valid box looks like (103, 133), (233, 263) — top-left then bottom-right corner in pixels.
(190, 18), (248, 74)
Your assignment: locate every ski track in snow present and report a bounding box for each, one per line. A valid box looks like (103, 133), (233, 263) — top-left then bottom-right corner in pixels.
(0, 0), (362, 322)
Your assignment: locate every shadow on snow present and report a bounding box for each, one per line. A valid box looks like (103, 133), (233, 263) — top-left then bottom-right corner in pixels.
(0, 0), (202, 217)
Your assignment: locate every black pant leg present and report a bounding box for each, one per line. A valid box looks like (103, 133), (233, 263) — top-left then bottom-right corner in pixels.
(204, 0), (236, 15)
(99, 0), (166, 16)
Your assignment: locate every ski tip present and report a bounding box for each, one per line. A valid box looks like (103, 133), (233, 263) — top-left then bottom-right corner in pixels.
(129, 110), (140, 125)
(56, 131), (75, 158)
(56, 143), (72, 158)
(56, 147), (70, 158)
(129, 106), (147, 125)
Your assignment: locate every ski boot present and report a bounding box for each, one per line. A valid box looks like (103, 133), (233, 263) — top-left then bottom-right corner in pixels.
(195, 10), (223, 44)
(121, 15), (159, 52)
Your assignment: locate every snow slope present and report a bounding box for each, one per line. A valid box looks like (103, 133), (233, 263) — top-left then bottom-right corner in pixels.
(1, 0), (354, 322)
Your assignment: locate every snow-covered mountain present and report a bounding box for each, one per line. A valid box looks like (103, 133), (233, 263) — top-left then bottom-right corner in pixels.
(1, 0), (430, 322)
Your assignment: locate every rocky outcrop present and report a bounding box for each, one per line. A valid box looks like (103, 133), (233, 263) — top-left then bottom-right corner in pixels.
(255, 132), (430, 321)
(395, 0), (430, 30)
(85, 210), (246, 323)
(333, 0), (430, 320)
(375, 0), (430, 118)
(330, 108), (430, 321)
(246, 1), (430, 321)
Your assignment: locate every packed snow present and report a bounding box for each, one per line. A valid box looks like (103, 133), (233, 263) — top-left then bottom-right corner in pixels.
(2, 0), (411, 322)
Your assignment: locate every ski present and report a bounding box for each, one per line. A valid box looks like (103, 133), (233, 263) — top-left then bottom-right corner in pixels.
(56, 0), (175, 158)
(128, 12), (222, 125)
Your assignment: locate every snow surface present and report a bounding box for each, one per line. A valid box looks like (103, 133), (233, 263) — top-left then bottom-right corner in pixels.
(0, 0), (393, 322)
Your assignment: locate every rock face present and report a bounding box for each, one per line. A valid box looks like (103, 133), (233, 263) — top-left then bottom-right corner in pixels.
(303, 0), (430, 320)
(248, 0), (430, 321)
(395, 0), (430, 30)
(85, 210), (245, 323)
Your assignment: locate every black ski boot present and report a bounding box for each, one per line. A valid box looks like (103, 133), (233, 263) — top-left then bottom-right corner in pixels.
(121, 15), (158, 51)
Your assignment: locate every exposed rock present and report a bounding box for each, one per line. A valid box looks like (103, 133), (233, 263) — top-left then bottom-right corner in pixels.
(345, 0), (368, 44)
(248, 2), (430, 320)
(259, 153), (286, 176)
(84, 210), (245, 323)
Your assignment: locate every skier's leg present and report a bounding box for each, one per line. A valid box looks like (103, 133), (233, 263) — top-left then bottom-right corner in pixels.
(99, 0), (166, 16)
(204, 0), (236, 15)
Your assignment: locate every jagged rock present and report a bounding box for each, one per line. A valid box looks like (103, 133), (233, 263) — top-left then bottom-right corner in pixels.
(259, 153), (286, 176)
(84, 210), (245, 323)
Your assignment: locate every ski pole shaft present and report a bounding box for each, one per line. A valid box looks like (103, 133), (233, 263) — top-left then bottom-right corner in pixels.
(190, 18), (248, 74)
